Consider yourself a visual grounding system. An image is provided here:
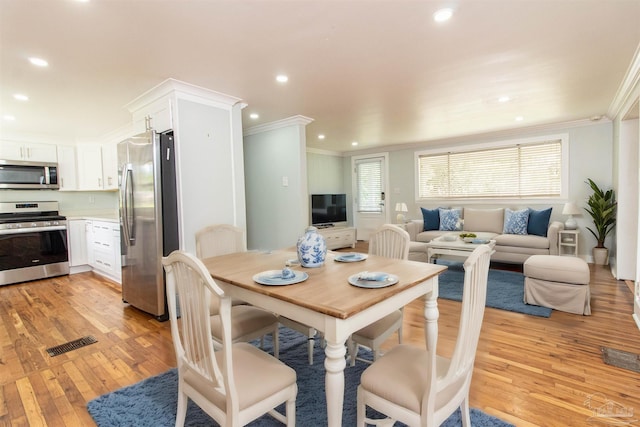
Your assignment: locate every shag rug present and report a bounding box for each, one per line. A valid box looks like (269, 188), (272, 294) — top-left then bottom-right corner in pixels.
(437, 260), (552, 317)
(88, 328), (514, 426)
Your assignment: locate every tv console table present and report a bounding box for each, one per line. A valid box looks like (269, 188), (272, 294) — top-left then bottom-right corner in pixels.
(317, 226), (356, 250)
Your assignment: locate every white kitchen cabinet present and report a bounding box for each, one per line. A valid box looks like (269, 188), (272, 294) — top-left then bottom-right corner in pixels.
(68, 219), (88, 266)
(87, 220), (121, 283)
(101, 143), (118, 190)
(131, 97), (173, 134)
(57, 145), (78, 190)
(77, 145), (104, 190)
(76, 144), (119, 191)
(85, 220), (95, 267)
(0, 140), (57, 162)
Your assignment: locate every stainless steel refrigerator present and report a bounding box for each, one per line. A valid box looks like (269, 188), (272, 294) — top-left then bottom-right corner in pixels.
(118, 130), (179, 321)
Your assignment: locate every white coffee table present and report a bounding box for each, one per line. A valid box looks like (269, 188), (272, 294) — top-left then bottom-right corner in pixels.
(426, 233), (496, 263)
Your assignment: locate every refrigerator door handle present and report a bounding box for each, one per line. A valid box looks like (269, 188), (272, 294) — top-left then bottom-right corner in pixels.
(121, 163), (135, 245)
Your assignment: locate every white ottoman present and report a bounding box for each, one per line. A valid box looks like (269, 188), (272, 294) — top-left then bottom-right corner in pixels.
(524, 255), (591, 315)
(408, 241), (429, 263)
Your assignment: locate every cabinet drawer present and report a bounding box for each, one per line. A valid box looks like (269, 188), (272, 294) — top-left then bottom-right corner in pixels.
(93, 248), (116, 273)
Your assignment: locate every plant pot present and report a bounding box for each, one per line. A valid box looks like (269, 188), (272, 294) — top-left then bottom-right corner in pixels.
(592, 247), (609, 265)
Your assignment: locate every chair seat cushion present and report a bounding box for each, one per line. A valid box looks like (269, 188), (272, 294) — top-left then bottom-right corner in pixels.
(184, 342), (296, 410)
(360, 344), (451, 413)
(354, 310), (403, 340)
(210, 305), (278, 340)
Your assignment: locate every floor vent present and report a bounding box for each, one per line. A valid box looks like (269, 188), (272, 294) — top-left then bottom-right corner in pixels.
(46, 335), (98, 357)
(601, 347), (640, 373)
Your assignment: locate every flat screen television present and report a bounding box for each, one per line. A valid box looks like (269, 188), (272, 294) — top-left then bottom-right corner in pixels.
(311, 194), (347, 226)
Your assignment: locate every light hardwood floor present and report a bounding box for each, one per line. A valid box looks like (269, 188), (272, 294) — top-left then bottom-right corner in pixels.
(1, 250), (639, 426)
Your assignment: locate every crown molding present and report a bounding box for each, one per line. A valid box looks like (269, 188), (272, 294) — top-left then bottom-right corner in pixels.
(608, 42), (640, 119)
(244, 115), (314, 136)
(125, 78), (243, 113)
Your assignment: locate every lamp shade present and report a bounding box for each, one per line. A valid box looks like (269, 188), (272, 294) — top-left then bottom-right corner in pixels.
(395, 202), (408, 212)
(562, 202), (581, 216)
(562, 202), (581, 230)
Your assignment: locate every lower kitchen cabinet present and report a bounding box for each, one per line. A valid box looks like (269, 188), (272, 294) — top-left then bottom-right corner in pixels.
(68, 219), (121, 282)
(68, 219), (89, 267)
(89, 220), (122, 283)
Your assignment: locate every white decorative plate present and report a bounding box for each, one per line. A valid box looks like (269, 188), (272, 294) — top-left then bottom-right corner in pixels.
(334, 253), (368, 263)
(253, 270), (309, 286)
(348, 272), (399, 289)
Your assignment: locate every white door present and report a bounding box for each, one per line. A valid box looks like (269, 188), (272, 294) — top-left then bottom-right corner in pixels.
(352, 153), (389, 241)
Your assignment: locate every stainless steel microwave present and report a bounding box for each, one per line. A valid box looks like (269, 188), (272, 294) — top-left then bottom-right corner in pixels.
(0, 160), (59, 189)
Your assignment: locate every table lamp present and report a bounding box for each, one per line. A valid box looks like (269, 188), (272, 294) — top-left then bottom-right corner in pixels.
(395, 202), (408, 224)
(562, 202), (581, 230)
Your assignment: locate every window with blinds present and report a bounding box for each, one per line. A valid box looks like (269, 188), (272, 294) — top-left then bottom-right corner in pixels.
(356, 158), (383, 212)
(417, 138), (563, 200)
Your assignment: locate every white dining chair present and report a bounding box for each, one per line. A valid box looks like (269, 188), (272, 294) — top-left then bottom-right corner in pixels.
(356, 244), (492, 427)
(162, 250), (297, 427)
(196, 224), (280, 358)
(348, 224), (410, 366)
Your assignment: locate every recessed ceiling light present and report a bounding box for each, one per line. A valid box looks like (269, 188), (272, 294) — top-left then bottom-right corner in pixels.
(249, 113), (259, 119)
(318, 134), (325, 140)
(3, 115), (16, 121)
(433, 8), (453, 22)
(498, 96), (511, 103)
(351, 141), (358, 146)
(515, 116), (524, 121)
(29, 57), (48, 67)
(276, 75), (288, 83)
(13, 94), (29, 101)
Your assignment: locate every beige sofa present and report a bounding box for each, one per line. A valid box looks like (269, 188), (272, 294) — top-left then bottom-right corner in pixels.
(405, 207), (564, 264)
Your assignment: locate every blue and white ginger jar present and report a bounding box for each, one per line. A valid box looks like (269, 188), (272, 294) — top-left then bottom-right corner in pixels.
(296, 226), (327, 268)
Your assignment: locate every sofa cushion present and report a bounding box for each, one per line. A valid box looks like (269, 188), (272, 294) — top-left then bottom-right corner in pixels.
(528, 207), (552, 237)
(493, 233), (550, 249)
(420, 207), (440, 231)
(415, 230), (447, 242)
(463, 208), (504, 234)
(438, 208), (460, 231)
(503, 208), (529, 235)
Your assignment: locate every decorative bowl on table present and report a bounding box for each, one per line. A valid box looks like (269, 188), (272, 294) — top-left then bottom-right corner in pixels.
(459, 233), (477, 243)
(441, 234), (457, 242)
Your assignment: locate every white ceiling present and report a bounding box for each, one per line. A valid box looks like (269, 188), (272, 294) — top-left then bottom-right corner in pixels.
(1, 0), (639, 153)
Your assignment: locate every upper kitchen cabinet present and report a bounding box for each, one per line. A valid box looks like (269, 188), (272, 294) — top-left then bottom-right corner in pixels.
(101, 143), (118, 190)
(76, 144), (118, 191)
(56, 145), (78, 191)
(131, 96), (173, 134)
(77, 144), (103, 190)
(0, 140), (57, 162)
(125, 78), (247, 254)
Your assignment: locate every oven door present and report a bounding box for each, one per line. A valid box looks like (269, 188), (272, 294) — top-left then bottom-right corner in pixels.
(0, 227), (69, 286)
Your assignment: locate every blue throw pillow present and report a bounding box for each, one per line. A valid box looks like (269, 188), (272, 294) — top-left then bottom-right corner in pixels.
(503, 208), (529, 235)
(421, 207), (440, 231)
(439, 208), (460, 231)
(528, 207), (552, 237)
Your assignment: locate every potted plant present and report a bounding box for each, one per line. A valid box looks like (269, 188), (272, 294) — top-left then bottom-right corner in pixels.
(584, 178), (617, 265)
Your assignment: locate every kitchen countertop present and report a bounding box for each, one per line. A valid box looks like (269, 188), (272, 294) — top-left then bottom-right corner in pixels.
(66, 216), (119, 223)
(62, 210), (119, 223)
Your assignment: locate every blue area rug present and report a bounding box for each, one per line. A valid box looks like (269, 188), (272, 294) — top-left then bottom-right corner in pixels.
(88, 328), (514, 426)
(438, 260), (552, 317)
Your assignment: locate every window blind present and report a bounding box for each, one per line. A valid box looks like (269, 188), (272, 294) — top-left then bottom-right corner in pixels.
(356, 159), (383, 212)
(418, 140), (562, 199)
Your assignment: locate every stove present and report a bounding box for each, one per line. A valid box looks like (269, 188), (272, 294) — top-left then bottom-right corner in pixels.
(0, 201), (69, 286)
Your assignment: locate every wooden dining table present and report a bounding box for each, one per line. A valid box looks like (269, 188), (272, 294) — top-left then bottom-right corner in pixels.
(202, 249), (447, 427)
